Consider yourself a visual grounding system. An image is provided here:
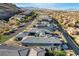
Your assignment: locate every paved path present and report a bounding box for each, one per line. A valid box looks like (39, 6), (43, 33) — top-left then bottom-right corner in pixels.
(62, 29), (79, 55)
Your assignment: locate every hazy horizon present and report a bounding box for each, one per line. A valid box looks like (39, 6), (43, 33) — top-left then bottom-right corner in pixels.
(15, 3), (79, 10)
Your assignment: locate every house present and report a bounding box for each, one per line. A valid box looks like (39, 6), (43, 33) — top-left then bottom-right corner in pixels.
(32, 47), (46, 56)
(35, 21), (50, 27)
(0, 45), (30, 56)
(35, 21), (58, 31)
(37, 50), (46, 56)
(28, 48), (37, 56)
(16, 32), (29, 41)
(21, 36), (62, 50)
(15, 28), (52, 41)
(28, 28), (51, 37)
(10, 15), (25, 21)
(18, 48), (30, 56)
(39, 15), (52, 22)
(29, 28), (51, 33)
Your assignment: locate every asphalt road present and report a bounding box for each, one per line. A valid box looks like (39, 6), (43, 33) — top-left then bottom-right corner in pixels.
(58, 23), (79, 55)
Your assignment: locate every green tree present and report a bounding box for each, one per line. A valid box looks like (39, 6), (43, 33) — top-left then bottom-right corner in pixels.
(53, 51), (66, 56)
(0, 34), (2, 40)
(48, 50), (66, 56)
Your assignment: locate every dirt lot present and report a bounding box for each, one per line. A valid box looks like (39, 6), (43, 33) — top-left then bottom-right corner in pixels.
(4, 37), (22, 47)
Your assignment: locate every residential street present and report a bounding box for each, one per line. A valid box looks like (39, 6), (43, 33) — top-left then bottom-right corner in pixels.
(58, 21), (79, 55)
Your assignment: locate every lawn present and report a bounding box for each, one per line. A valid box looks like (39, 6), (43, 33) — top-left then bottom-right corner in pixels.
(0, 35), (10, 43)
(48, 50), (66, 56)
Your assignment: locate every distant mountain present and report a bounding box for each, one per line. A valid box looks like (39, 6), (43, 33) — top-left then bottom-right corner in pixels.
(20, 7), (39, 10)
(66, 9), (79, 11)
(0, 3), (21, 20)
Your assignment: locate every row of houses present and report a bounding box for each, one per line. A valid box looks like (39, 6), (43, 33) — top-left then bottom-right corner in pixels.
(15, 15), (68, 56)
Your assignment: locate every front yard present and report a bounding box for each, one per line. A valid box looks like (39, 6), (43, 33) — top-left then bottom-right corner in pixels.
(0, 35), (10, 43)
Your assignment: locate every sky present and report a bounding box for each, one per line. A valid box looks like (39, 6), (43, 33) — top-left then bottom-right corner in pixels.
(15, 3), (79, 10)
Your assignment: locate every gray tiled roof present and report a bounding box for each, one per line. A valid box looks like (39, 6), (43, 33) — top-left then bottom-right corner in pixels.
(21, 36), (61, 44)
(16, 32), (29, 38)
(36, 26), (53, 31)
(37, 50), (46, 56)
(29, 28), (51, 33)
(0, 45), (29, 56)
(18, 48), (30, 56)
